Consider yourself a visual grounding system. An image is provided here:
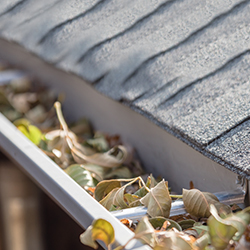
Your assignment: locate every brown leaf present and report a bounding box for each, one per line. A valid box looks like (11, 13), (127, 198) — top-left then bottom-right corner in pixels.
(94, 180), (121, 201)
(140, 180), (172, 218)
(183, 189), (231, 218)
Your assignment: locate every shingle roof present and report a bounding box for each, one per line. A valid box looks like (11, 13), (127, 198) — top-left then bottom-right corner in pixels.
(1, 0), (250, 178)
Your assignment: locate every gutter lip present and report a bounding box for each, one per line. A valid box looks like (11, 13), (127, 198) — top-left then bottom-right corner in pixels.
(0, 113), (148, 250)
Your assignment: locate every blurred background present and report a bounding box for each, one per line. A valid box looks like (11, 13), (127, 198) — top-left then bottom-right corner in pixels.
(0, 152), (98, 250)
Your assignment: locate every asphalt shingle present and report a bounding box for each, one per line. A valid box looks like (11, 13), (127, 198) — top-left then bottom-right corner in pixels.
(0, 0), (250, 178)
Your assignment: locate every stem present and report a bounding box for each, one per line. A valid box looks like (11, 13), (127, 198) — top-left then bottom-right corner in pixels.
(138, 176), (150, 192)
(54, 102), (69, 133)
(170, 194), (183, 199)
(54, 101), (75, 150)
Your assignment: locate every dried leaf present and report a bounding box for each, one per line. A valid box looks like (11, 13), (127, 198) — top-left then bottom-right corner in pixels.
(134, 216), (157, 247)
(124, 193), (141, 207)
(54, 102), (129, 168)
(71, 144), (129, 168)
(80, 219), (115, 249)
(99, 188), (120, 210)
(80, 225), (98, 249)
(25, 105), (47, 124)
(183, 188), (231, 218)
(140, 180), (172, 218)
(155, 230), (196, 250)
(113, 178), (141, 209)
(99, 177), (146, 210)
(94, 180), (122, 201)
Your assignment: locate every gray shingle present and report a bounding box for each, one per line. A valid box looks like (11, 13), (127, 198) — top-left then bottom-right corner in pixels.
(207, 119), (250, 177)
(0, 0), (250, 178)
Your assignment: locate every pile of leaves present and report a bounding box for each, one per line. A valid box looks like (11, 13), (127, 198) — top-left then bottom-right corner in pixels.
(1, 66), (250, 250)
(0, 69), (144, 183)
(81, 180), (250, 250)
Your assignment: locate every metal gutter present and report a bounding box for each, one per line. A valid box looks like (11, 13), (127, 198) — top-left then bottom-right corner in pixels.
(0, 113), (147, 250)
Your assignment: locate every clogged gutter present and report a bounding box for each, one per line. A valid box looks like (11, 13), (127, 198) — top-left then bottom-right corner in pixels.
(1, 62), (250, 250)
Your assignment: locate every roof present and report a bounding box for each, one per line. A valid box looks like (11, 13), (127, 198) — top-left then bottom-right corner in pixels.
(0, 0), (250, 179)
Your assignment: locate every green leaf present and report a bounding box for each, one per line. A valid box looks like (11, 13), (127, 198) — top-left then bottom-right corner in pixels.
(83, 163), (109, 182)
(192, 223), (209, 236)
(85, 133), (109, 152)
(178, 219), (196, 230)
(134, 174), (157, 198)
(140, 180), (172, 218)
(208, 204), (238, 250)
(80, 219), (115, 249)
(14, 118), (42, 145)
(64, 164), (95, 188)
(124, 193), (141, 207)
(194, 233), (210, 250)
(224, 208), (250, 241)
(104, 166), (133, 179)
(149, 217), (182, 231)
(182, 189), (231, 218)
(109, 204), (121, 211)
(94, 180), (122, 201)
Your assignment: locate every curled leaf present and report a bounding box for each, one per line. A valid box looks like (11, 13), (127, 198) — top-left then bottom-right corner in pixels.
(155, 230), (195, 250)
(99, 177), (146, 210)
(99, 188), (120, 210)
(95, 180), (122, 201)
(193, 233), (210, 250)
(208, 204), (239, 250)
(54, 101), (128, 168)
(112, 178), (143, 209)
(140, 180), (172, 218)
(124, 193), (141, 207)
(80, 219), (115, 249)
(134, 174), (157, 198)
(134, 216), (157, 247)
